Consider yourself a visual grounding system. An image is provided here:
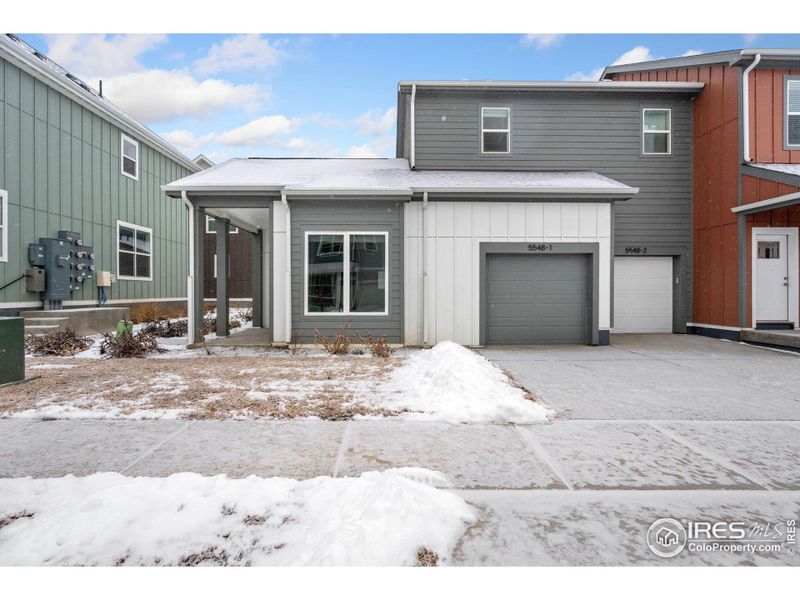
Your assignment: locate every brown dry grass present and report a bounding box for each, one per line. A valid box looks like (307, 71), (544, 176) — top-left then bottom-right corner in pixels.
(130, 302), (187, 324)
(3, 355), (404, 420)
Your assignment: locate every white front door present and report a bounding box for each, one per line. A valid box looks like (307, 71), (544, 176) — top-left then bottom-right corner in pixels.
(755, 234), (789, 322)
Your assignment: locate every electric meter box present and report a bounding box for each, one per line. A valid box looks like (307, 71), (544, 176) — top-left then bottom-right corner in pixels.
(29, 231), (96, 302)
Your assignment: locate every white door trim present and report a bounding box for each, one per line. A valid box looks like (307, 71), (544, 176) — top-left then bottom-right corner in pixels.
(751, 227), (799, 327)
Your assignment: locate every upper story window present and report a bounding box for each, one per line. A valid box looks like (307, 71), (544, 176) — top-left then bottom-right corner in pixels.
(0, 189), (7, 263)
(481, 107), (510, 154)
(642, 108), (672, 155)
(206, 215), (239, 234)
(120, 133), (139, 180)
(117, 220), (152, 281)
(787, 77), (800, 148)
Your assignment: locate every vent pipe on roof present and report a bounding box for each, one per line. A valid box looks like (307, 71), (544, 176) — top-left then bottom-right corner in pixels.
(99, 80), (103, 97)
(742, 53), (761, 163)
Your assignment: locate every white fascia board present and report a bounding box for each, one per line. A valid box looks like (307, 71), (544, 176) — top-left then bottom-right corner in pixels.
(731, 191), (800, 214)
(399, 80), (704, 93)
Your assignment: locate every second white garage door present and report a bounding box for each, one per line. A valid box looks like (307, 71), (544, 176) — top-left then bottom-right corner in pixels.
(613, 256), (673, 333)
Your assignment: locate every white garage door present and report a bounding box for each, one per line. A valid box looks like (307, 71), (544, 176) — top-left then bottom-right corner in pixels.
(613, 257), (673, 333)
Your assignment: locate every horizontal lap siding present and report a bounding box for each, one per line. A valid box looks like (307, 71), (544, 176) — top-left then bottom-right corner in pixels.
(290, 200), (403, 343)
(0, 56), (191, 306)
(411, 90), (694, 327)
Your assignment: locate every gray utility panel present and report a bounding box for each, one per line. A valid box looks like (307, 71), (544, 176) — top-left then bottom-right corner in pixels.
(486, 253), (590, 344)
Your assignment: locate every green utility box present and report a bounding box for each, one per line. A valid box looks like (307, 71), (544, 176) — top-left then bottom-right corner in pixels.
(0, 317), (25, 385)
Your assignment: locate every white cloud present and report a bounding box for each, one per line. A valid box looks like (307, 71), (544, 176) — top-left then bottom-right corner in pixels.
(743, 34), (760, 45)
(345, 136), (395, 158)
(215, 115), (302, 147)
(353, 107), (396, 136)
(160, 129), (217, 157)
(193, 34), (285, 76)
(566, 46), (701, 82)
(101, 70), (264, 123)
(520, 34), (565, 50)
(44, 34), (166, 78)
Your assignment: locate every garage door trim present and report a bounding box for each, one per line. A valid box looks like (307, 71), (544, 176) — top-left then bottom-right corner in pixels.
(479, 242), (600, 346)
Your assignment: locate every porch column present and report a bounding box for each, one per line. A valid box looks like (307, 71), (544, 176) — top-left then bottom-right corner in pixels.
(192, 207), (205, 342)
(216, 218), (230, 337)
(251, 229), (263, 328)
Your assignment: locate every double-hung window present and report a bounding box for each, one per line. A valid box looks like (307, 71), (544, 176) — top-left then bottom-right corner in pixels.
(642, 108), (671, 155)
(481, 107), (511, 154)
(787, 77), (800, 148)
(117, 220), (152, 280)
(0, 189), (7, 263)
(305, 232), (388, 315)
(121, 133), (139, 180)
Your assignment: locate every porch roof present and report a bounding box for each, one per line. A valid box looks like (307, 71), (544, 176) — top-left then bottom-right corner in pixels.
(163, 158), (639, 198)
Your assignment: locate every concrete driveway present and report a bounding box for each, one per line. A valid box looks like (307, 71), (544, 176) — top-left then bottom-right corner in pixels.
(1, 334), (799, 565)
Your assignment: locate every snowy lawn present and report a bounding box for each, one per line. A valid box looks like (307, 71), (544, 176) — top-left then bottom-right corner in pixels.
(0, 469), (474, 566)
(3, 342), (548, 423)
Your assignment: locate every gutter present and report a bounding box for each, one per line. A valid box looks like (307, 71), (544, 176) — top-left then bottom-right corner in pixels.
(421, 191), (428, 346)
(410, 84), (417, 169)
(399, 80), (704, 93)
(281, 192), (292, 343)
(742, 53), (762, 163)
(181, 191), (196, 345)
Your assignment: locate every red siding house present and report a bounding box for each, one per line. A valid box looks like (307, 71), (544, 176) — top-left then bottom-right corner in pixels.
(604, 49), (800, 345)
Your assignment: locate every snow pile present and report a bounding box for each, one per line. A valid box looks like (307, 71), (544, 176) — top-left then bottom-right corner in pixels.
(0, 470), (474, 566)
(382, 341), (549, 424)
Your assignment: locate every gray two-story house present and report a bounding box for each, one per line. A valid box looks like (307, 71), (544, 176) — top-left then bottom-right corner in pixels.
(164, 79), (703, 347)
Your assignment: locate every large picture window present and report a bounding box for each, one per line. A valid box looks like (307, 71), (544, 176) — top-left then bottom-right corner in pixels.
(305, 232), (388, 315)
(642, 108), (672, 155)
(117, 220), (152, 280)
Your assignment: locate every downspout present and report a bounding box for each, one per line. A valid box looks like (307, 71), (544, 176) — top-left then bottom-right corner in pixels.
(181, 191), (195, 345)
(742, 53), (762, 163)
(410, 84), (417, 169)
(421, 191), (428, 346)
(281, 191), (292, 342)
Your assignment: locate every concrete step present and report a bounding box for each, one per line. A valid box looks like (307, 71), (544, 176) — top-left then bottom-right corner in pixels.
(741, 328), (800, 350)
(24, 324), (61, 335)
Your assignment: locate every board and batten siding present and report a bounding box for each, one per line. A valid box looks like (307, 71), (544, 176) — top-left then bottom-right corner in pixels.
(0, 56), (192, 307)
(275, 199), (404, 344)
(403, 200), (612, 346)
(404, 89), (694, 330)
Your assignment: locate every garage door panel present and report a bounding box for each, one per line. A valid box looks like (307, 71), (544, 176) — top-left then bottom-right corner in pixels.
(486, 254), (589, 344)
(613, 256), (673, 333)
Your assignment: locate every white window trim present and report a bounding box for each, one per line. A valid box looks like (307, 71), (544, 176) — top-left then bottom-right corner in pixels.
(642, 108), (672, 155)
(206, 215), (238, 234)
(120, 133), (139, 181)
(0, 189), (7, 263)
(481, 106), (511, 154)
(303, 231), (389, 317)
(787, 79), (800, 149)
(116, 220), (153, 281)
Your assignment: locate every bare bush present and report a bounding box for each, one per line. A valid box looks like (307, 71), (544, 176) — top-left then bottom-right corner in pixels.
(240, 307), (253, 323)
(99, 328), (164, 358)
(415, 546), (439, 567)
(289, 329), (300, 355)
(314, 321), (352, 355)
(140, 319), (188, 338)
(357, 332), (393, 359)
(202, 317), (241, 335)
(25, 328), (92, 357)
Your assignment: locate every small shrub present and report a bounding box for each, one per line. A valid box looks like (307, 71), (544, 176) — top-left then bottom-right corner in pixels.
(357, 332), (393, 359)
(289, 329), (300, 355)
(415, 547), (438, 567)
(25, 328), (92, 357)
(99, 328), (164, 358)
(240, 307), (253, 323)
(314, 321), (352, 355)
(140, 319), (188, 338)
(201, 317), (241, 335)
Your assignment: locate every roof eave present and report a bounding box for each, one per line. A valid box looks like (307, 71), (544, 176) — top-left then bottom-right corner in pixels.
(731, 190), (800, 215)
(398, 80), (703, 93)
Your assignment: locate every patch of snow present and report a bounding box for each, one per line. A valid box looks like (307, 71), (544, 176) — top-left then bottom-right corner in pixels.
(381, 341), (549, 424)
(28, 364), (77, 370)
(0, 470), (474, 566)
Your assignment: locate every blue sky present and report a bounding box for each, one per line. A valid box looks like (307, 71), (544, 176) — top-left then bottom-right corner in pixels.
(19, 33), (800, 163)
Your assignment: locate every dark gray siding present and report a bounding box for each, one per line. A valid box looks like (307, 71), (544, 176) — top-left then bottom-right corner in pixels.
(290, 199), (403, 343)
(401, 89), (694, 330)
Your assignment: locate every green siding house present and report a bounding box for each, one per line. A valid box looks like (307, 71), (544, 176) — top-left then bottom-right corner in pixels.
(0, 34), (198, 314)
